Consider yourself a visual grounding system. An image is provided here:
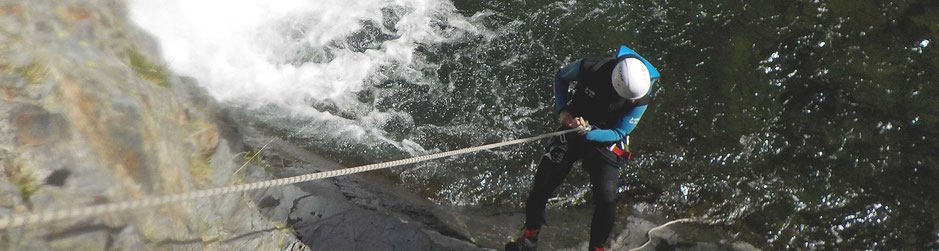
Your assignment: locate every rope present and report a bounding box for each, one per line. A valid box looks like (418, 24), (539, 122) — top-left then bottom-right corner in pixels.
(0, 128), (584, 230)
(628, 217), (718, 251)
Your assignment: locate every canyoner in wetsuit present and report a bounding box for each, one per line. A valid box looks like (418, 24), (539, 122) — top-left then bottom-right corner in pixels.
(506, 45), (660, 251)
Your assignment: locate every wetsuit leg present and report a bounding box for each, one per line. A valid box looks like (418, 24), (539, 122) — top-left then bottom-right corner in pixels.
(524, 135), (584, 231)
(582, 147), (624, 248)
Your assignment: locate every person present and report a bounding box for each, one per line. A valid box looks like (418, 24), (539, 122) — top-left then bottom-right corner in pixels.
(505, 45), (660, 251)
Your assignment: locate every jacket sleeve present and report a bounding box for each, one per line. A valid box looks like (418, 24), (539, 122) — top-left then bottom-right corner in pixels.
(584, 105), (648, 142)
(554, 60), (582, 114)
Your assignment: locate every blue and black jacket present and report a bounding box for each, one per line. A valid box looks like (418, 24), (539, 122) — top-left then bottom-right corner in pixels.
(554, 46), (660, 143)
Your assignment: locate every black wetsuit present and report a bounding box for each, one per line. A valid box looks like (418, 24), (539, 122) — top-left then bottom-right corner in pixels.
(523, 51), (657, 248)
(524, 132), (625, 248)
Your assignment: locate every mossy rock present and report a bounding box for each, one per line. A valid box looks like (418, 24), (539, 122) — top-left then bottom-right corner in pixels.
(126, 48), (169, 88)
(13, 63), (48, 85)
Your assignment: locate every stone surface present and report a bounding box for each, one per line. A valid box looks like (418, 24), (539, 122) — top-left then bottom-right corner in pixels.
(236, 123), (488, 250)
(0, 0), (492, 249)
(0, 0), (305, 250)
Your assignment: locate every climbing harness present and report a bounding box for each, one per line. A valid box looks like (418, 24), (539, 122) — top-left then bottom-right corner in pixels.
(0, 128), (585, 230)
(608, 136), (631, 160)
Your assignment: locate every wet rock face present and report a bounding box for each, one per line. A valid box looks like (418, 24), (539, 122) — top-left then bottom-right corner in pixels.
(0, 0), (303, 249)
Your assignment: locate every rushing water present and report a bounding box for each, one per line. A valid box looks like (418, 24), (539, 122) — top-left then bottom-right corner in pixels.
(131, 0), (939, 249)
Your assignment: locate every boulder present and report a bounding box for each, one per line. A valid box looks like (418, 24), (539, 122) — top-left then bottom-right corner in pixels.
(0, 0), (305, 249)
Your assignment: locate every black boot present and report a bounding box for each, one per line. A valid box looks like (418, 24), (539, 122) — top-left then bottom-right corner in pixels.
(505, 229), (539, 251)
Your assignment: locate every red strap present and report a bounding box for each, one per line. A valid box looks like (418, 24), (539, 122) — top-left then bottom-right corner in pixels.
(610, 145), (631, 160)
(522, 229), (539, 240)
(610, 145), (625, 156)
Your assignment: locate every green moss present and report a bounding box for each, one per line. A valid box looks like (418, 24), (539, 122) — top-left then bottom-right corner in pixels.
(246, 151), (275, 173)
(126, 48), (170, 88)
(16, 182), (36, 202)
(3, 162), (38, 203)
(228, 150), (274, 186)
(13, 63), (47, 84)
(189, 155), (212, 185)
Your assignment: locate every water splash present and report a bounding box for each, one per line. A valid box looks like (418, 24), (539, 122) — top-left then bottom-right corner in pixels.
(129, 0), (488, 159)
(131, 0), (439, 102)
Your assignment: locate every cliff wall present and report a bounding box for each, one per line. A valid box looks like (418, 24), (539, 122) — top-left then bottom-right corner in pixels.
(0, 1), (305, 249)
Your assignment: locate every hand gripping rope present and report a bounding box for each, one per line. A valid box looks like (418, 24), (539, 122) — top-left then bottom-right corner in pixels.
(0, 128), (585, 230)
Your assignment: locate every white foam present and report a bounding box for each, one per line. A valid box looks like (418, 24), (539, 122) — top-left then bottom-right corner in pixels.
(128, 0), (486, 155)
(129, 0), (455, 106)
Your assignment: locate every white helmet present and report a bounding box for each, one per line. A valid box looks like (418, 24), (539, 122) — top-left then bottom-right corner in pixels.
(611, 58), (651, 100)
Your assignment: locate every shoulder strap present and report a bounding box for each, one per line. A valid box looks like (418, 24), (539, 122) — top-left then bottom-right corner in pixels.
(580, 56), (616, 74)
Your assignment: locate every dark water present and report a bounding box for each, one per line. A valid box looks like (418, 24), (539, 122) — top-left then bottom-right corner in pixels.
(265, 0), (939, 249)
